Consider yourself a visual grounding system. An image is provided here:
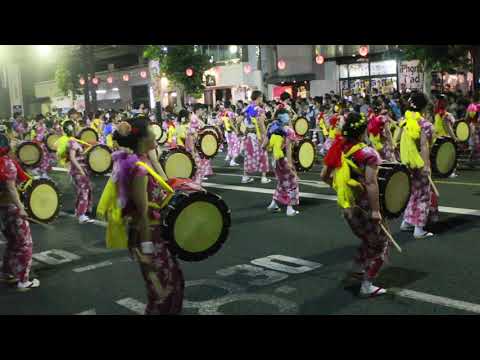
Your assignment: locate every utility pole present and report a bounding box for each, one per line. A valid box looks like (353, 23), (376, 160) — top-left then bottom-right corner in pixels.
(81, 45), (91, 115)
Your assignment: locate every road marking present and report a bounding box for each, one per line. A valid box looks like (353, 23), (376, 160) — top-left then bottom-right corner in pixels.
(73, 261), (113, 273)
(203, 182), (480, 217)
(214, 172), (329, 188)
(76, 309), (97, 315)
(0, 239), (5, 245)
(32, 249), (81, 265)
(275, 286), (297, 294)
(115, 298), (146, 315)
(393, 288), (480, 314)
(435, 180), (480, 187)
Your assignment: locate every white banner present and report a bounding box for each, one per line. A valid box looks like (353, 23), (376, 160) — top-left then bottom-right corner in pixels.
(399, 60), (424, 91)
(7, 64), (23, 114)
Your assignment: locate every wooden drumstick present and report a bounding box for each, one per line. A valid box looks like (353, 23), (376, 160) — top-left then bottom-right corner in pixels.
(380, 222), (403, 253)
(428, 175), (440, 198)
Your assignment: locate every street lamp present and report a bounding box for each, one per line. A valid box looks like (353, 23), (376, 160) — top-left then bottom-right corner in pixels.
(35, 45), (52, 56)
(229, 45), (238, 54)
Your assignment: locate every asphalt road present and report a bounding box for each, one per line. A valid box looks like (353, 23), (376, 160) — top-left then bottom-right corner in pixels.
(1, 152), (480, 315)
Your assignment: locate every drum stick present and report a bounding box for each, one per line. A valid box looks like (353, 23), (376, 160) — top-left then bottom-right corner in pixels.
(27, 217), (55, 230)
(428, 175), (440, 198)
(380, 222), (402, 253)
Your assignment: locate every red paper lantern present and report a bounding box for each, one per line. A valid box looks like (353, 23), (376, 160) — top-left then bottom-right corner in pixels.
(243, 64), (252, 74)
(277, 59), (286, 70)
(359, 45), (369, 57)
(123, 74), (130, 81)
(315, 55), (325, 65)
(140, 70), (147, 79)
(92, 77), (99, 85)
(107, 76), (113, 84)
(79, 78), (85, 86)
(186, 68), (194, 77)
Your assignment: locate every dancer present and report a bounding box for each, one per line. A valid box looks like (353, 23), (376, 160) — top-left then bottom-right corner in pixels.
(266, 109), (300, 216)
(222, 103), (240, 167)
(399, 92), (438, 239)
(31, 114), (54, 179)
(186, 104), (210, 185)
(321, 111), (388, 297)
(0, 134), (40, 290)
(367, 104), (396, 162)
(241, 90), (271, 184)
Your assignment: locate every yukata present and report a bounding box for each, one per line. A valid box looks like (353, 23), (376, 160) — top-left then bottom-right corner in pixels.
(0, 155), (33, 283)
(186, 115), (211, 184)
(272, 127), (300, 206)
(222, 112), (240, 160)
(340, 145), (389, 280)
(403, 119), (439, 228)
(243, 104), (269, 175)
(33, 124), (55, 175)
(14, 121), (27, 140)
(68, 140), (92, 217)
(466, 105), (480, 159)
(113, 153), (188, 314)
(368, 115), (395, 162)
(320, 114), (341, 156)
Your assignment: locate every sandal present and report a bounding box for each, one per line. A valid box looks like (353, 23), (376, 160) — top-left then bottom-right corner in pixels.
(17, 278), (40, 291)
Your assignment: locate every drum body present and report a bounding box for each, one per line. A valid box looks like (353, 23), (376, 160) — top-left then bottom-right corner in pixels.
(160, 190), (231, 261)
(203, 125), (224, 143)
(293, 116), (309, 137)
(86, 144), (113, 175)
(78, 127), (99, 144)
(377, 162), (411, 219)
(151, 124), (164, 143)
(431, 137), (457, 178)
(454, 121), (470, 143)
(292, 139), (316, 172)
(160, 148), (197, 179)
(21, 178), (60, 223)
(196, 129), (220, 159)
(45, 133), (61, 152)
(16, 141), (43, 168)
(157, 128), (168, 145)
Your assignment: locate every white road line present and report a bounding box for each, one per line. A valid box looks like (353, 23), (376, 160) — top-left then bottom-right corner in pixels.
(73, 261), (113, 273)
(275, 286), (297, 294)
(76, 309), (97, 315)
(214, 172), (329, 189)
(203, 182), (480, 217)
(393, 288), (480, 314)
(115, 298), (146, 315)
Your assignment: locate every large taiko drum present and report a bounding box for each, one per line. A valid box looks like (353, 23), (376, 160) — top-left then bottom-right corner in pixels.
(431, 137), (457, 178)
(151, 123), (164, 144)
(377, 162), (411, 219)
(293, 116), (309, 137)
(196, 129), (220, 159)
(45, 133), (61, 153)
(160, 189), (231, 261)
(292, 138), (316, 172)
(157, 127), (168, 145)
(16, 141), (43, 168)
(86, 144), (113, 175)
(454, 120), (470, 143)
(78, 127), (99, 144)
(159, 148), (197, 179)
(21, 178), (60, 223)
(203, 125), (224, 143)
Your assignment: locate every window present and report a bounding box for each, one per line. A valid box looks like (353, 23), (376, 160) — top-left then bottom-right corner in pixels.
(348, 63), (369, 77)
(339, 64), (349, 79)
(370, 60), (397, 76)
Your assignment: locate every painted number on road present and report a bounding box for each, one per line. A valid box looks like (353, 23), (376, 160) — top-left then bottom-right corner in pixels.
(251, 255), (322, 274)
(216, 264), (288, 286)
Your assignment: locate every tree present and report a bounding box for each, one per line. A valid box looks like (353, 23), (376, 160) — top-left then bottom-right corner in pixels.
(398, 45), (473, 98)
(143, 45), (211, 107)
(55, 56), (83, 100)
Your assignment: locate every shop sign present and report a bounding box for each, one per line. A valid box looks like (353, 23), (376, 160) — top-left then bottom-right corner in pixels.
(370, 60), (397, 76)
(399, 60), (424, 90)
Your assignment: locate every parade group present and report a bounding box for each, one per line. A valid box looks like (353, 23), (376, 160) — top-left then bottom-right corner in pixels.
(0, 86), (479, 314)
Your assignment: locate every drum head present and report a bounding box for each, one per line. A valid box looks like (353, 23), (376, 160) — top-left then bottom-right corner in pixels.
(295, 139), (316, 172)
(158, 128), (168, 145)
(163, 191), (231, 262)
(151, 124), (164, 142)
(433, 138), (457, 177)
(197, 130), (219, 159)
(23, 179), (60, 223)
(87, 145), (113, 175)
(293, 117), (309, 136)
(383, 169), (411, 218)
(16, 142), (42, 168)
(455, 121), (470, 143)
(161, 149), (196, 179)
(79, 128), (98, 144)
(46, 134), (61, 152)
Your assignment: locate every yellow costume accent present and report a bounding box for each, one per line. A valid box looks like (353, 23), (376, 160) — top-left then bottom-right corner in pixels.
(399, 111), (424, 169)
(434, 114), (448, 137)
(332, 143), (366, 209)
(106, 134), (114, 148)
(91, 118), (102, 133)
(252, 118), (262, 140)
(369, 133), (383, 151)
(319, 117), (328, 137)
(56, 135), (71, 166)
(176, 124), (187, 146)
(167, 125), (176, 143)
(222, 116), (232, 132)
(268, 134), (285, 160)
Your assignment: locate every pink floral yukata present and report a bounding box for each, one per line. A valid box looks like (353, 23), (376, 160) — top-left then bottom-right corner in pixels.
(33, 123), (55, 175)
(187, 114), (212, 184)
(68, 140), (92, 217)
(243, 104), (269, 175)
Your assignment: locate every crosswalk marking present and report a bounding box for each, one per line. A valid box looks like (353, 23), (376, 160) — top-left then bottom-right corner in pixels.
(115, 298), (146, 315)
(76, 309), (97, 315)
(73, 261), (113, 273)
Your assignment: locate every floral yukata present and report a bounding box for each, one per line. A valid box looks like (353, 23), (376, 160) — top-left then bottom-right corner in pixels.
(33, 123), (55, 175)
(243, 104), (269, 174)
(0, 156), (33, 283)
(403, 119), (439, 228)
(187, 114), (212, 184)
(112, 151), (196, 314)
(222, 111), (241, 160)
(368, 115), (395, 162)
(68, 140), (92, 217)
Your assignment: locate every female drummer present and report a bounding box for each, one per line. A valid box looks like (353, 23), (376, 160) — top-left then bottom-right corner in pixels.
(222, 103), (240, 167)
(60, 121), (94, 224)
(175, 110), (189, 148)
(321, 112), (388, 297)
(266, 109), (300, 216)
(186, 104), (211, 185)
(399, 91), (438, 239)
(0, 134), (40, 290)
(112, 118), (184, 314)
(241, 91), (271, 184)
(31, 114), (54, 179)
(367, 104), (396, 162)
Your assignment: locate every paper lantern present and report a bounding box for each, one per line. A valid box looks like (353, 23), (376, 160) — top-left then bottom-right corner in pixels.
(277, 59), (286, 70)
(359, 45), (369, 57)
(186, 68), (194, 77)
(92, 77), (99, 85)
(107, 76), (113, 84)
(315, 55), (325, 65)
(123, 74), (130, 81)
(79, 78), (85, 86)
(140, 70), (147, 79)
(243, 64), (252, 74)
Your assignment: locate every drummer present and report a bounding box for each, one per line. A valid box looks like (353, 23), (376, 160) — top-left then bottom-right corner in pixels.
(399, 91), (438, 239)
(111, 117), (185, 314)
(320, 102), (345, 156)
(31, 114), (54, 179)
(367, 103), (396, 162)
(266, 108), (300, 216)
(433, 94), (459, 177)
(175, 110), (189, 148)
(222, 102), (240, 167)
(321, 111), (388, 298)
(0, 134), (40, 290)
(58, 121), (94, 224)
